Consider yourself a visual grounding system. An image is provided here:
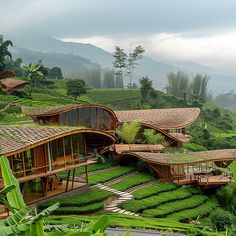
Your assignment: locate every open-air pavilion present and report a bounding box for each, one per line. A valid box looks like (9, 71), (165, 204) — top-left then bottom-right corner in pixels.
(121, 149), (236, 188)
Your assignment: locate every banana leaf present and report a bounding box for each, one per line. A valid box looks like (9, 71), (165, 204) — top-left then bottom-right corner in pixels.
(0, 156), (26, 211)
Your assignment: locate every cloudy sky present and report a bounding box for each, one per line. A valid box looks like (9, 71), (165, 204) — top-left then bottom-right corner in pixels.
(1, 0), (236, 73)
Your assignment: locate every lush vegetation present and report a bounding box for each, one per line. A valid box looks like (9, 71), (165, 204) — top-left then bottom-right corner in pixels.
(110, 173), (154, 191)
(89, 166), (135, 185)
(122, 188), (192, 213)
(132, 182), (178, 200)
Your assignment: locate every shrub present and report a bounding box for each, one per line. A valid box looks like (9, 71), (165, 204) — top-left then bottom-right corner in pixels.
(183, 143), (207, 152)
(133, 182), (178, 200)
(116, 120), (141, 144)
(142, 195), (207, 218)
(122, 189), (192, 213)
(53, 202), (104, 215)
(143, 129), (164, 144)
(110, 173), (154, 191)
(167, 200), (217, 222)
(210, 208), (232, 231)
(182, 185), (202, 195)
(89, 166), (135, 185)
(39, 189), (111, 209)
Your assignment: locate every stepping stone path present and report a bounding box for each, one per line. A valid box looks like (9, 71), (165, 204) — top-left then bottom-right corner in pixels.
(94, 183), (139, 216)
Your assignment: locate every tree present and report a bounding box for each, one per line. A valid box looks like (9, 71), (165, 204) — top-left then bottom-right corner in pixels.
(116, 120), (141, 144)
(0, 36), (13, 72)
(85, 67), (101, 88)
(5, 58), (24, 76)
(23, 63), (44, 91)
(166, 71), (189, 103)
(126, 45), (145, 90)
(139, 76), (156, 108)
(48, 66), (63, 79)
(113, 46), (127, 89)
(66, 79), (87, 102)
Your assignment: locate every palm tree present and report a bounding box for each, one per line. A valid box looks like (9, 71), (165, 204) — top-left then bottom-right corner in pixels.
(0, 36), (13, 72)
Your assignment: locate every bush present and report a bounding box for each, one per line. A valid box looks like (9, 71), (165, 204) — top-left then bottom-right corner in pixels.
(133, 182), (178, 200)
(110, 173), (154, 191)
(210, 208), (232, 231)
(39, 189), (111, 209)
(89, 166), (135, 185)
(183, 143), (207, 152)
(53, 202), (104, 215)
(143, 129), (164, 144)
(167, 200), (217, 222)
(122, 189), (192, 213)
(142, 195), (207, 218)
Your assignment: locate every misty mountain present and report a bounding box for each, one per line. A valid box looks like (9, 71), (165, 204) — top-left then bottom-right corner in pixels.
(7, 33), (236, 93)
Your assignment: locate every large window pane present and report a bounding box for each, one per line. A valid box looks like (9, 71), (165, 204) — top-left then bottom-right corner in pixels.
(64, 136), (72, 165)
(72, 109), (79, 126)
(103, 110), (111, 130)
(67, 111), (73, 126)
(90, 107), (97, 129)
(59, 113), (66, 125)
(97, 109), (104, 130)
(79, 108), (85, 127)
(84, 107), (91, 128)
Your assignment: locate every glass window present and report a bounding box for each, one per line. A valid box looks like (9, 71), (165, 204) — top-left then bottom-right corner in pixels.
(72, 109), (79, 126)
(97, 109), (104, 130)
(83, 107), (91, 128)
(72, 134), (80, 164)
(90, 107), (97, 129)
(103, 110), (111, 130)
(79, 108), (85, 127)
(59, 113), (66, 125)
(64, 136), (72, 165)
(67, 111), (73, 126)
(25, 150), (35, 176)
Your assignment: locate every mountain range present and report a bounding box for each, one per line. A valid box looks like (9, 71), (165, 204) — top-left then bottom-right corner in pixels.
(7, 33), (236, 94)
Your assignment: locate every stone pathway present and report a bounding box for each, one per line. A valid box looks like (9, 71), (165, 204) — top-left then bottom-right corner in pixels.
(94, 183), (139, 216)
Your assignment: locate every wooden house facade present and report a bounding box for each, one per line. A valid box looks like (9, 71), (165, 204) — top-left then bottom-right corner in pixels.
(0, 126), (115, 203)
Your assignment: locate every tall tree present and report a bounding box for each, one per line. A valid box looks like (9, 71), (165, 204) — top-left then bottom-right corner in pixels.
(126, 45), (145, 90)
(113, 46), (127, 89)
(48, 67), (63, 79)
(0, 36), (13, 72)
(66, 79), (87, 102)
(139, 76), (156, 108)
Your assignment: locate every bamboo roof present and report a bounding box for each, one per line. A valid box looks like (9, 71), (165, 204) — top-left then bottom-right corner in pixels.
(22, 104), (116, 118)
(0, 70), (16, 80)
(0, 78), (29, 92)
(120, 149), (236, 165)
(0, 126), (115, 156)
(114, 144), (165, 155)
(115, 108), (200, 130)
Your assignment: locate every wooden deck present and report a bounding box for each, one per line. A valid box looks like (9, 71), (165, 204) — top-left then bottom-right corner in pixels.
(174, 174), (233, 188)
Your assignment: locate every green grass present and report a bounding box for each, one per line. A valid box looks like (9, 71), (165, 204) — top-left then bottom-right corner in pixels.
(167, 200), (218, 222)
(52, 202), (104, 214)
(39, 188), (111, 209)
(122, 188), (192, 213)
(132, 182), (178, 200)
(142, 195), (207, 218)
(110, 172), (154, 191)
(46, 213), (224, 235)
(89, 166), (135, 185)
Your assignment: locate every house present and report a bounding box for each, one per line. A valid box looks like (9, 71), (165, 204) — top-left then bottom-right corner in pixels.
(22, 104), (117, 133)
(121, 149), (236, 188)
(0, 126), (115, 203)
(0, 78), (29, 93)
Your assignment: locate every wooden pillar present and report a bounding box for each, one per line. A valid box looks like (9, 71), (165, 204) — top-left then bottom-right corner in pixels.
(65, 170), (71, 191)
(71, 168), (76, 190)
(85, 166), (89, 184)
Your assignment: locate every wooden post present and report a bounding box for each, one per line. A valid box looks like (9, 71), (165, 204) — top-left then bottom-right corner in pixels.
(65, 170), (71, 191)
(85, 166), (89, 184)
(71, 168), (76, 190)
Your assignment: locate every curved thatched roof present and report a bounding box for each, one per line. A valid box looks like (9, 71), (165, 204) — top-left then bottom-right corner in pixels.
(121, 149), (236, 165)
(22, 104), (116, 119)
(0, 70), (15, 80)
(0, 78), (29, 92)
(0, 126), (115, 156)
(115, 107), (200, 130)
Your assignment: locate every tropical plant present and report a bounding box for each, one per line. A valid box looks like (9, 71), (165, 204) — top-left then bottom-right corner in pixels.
(0, 36), (13, 72)
(143, 129), (164, 144)
(116, 120), (141, 144)
(23, 63), (44, 94)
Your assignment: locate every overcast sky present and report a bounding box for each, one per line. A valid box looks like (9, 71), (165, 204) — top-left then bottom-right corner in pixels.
(1, 0), (236, 72)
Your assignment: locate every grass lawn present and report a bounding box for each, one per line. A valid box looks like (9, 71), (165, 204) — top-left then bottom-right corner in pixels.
(89, 166), (135, 185)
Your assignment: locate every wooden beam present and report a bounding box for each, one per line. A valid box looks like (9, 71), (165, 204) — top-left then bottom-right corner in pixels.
(65, 170), (71, 192)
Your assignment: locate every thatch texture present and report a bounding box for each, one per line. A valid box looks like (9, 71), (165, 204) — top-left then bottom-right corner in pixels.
(0, 126), (115, 156)
(114, 144), (165, 154)
(121, 149), (236, 165)
(115, 107), (200, 130)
